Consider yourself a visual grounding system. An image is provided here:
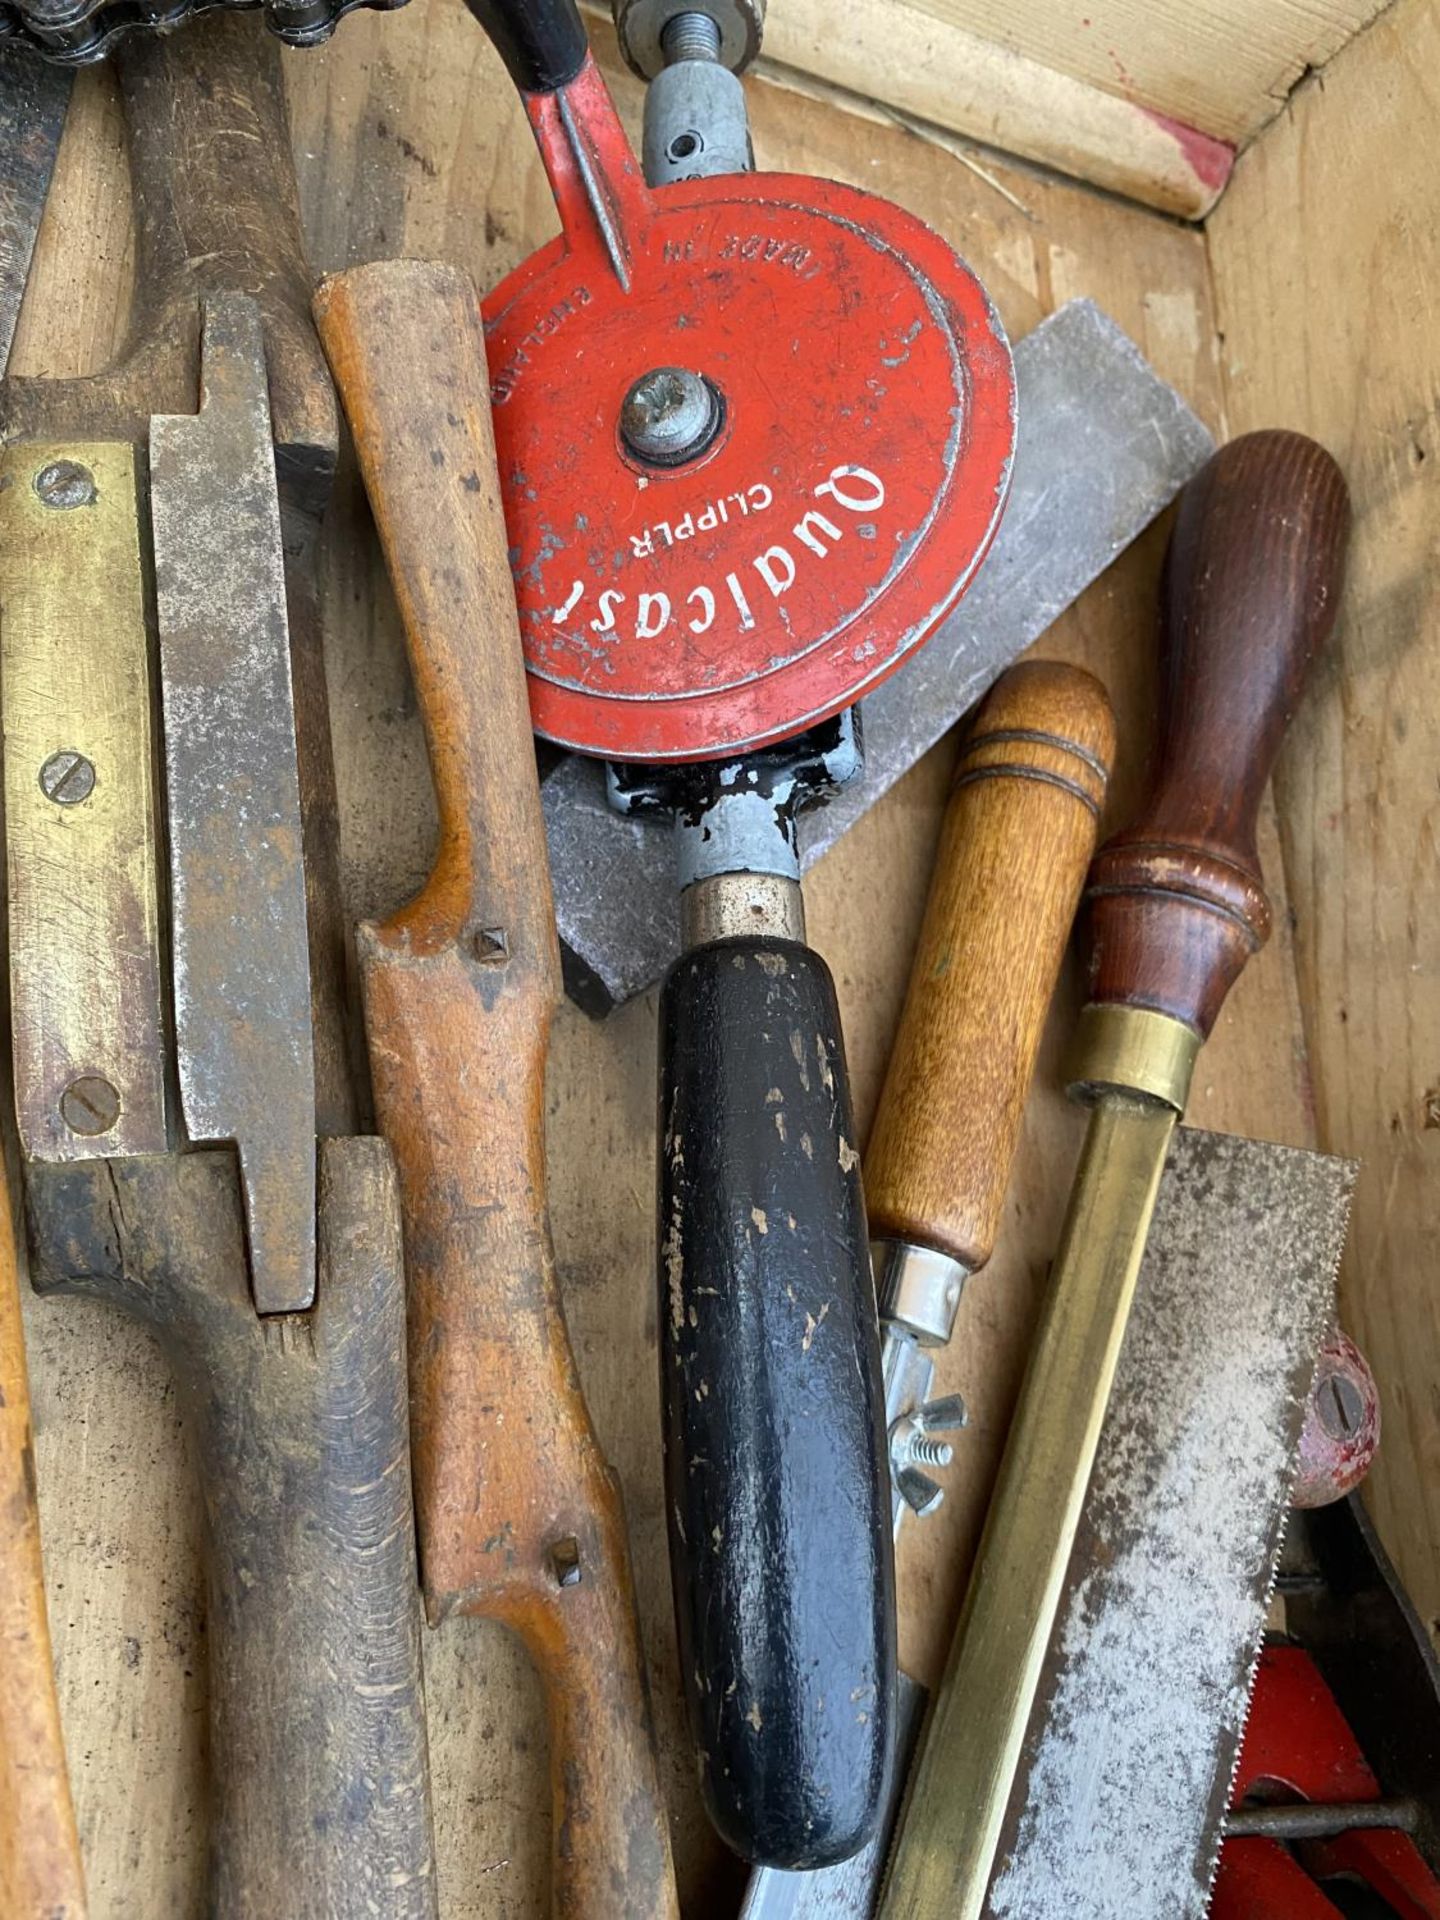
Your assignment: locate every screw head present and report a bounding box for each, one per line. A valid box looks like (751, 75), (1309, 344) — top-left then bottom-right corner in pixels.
(60, 1075), (121, 1136)
(39, 750), (96, 806)
(34, 460), (97, 510)
(1318, 1369), (1367, 1439)
(472, 926), (509, 966)
(549, 1536), (583, 1588)
(620, 366), (723, 467)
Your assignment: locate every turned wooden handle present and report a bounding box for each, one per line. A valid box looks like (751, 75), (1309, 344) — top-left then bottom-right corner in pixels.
(27, 1144), (435, 1919)
(866, 661), (1115, 1271)
(316, 260), (677, 1920)
(1084, 431), (1349, 1037)
(0, 1175), (85, 1920)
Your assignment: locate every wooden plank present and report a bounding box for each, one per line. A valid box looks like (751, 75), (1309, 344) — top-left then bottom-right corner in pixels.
(849, 0), (1389, 144)
(584, 0), (1238, 219)
(1209, 0), (1440, 1646)
(13, 11), (1318, 1917)
(589, 0), (1393, 218)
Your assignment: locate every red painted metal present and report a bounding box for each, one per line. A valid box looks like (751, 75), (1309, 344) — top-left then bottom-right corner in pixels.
(478, 54), (1016, 762)
(1210, 1644), (1440, 1918)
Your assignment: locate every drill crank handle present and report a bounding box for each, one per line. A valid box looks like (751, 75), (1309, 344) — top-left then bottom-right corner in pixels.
(316, 259), (677, 1920)
(26, 1145), (436, 1919)
(1083, 431), (1350, 1047)
(866, 662), (1116, 1312)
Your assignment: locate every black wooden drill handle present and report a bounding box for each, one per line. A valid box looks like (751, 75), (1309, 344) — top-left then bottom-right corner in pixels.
(463, 0), (589, 91)
(658, 935), (896, 1869)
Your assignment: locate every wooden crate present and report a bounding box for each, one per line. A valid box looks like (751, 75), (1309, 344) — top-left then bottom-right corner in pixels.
(12, 0), (1436, 1911)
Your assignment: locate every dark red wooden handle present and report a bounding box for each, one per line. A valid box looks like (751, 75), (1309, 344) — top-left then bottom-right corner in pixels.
(1084, 430), (1350, 1037)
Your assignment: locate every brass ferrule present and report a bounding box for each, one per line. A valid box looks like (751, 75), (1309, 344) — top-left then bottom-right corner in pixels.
(1067, 1004), (1201, 1114)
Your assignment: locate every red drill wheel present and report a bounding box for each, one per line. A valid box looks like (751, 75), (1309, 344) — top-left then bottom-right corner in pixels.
(479, 57), (1015, 762)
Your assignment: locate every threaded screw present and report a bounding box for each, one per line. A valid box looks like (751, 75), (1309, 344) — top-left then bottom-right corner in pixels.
(662, 10), (722, 63)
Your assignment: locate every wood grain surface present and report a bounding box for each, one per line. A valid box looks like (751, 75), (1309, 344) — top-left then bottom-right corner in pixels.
(1210, 0), (1440, 1662)
(9, 9), (1331, 1916)
(866, 661), (1115, 1271)
(1085, 432), (1351, 1039)
(0, 1168), (85, 1920)
(316, 260), (676, 1920)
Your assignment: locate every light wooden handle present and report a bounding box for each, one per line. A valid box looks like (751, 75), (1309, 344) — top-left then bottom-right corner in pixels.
(865, 661), (1115, 1272)
(0, 1175), (85, 1920)
(315, 260), (678, 1920)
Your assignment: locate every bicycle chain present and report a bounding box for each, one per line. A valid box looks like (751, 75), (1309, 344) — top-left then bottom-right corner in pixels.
(0, 0), (410, 62)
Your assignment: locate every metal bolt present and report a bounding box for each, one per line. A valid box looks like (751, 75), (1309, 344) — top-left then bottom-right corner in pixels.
(473, 926), (509, 966)
(1318, 1369), (1366, 1439)
(39, 750), (96, 806)
(549, 1536), (583, 1588)
(896, 1465), (944, 1519)
(34, 460), (97, 510)
(891, 1409), (956, 1479)
(662, 10), (723, 62)
(620, 366), (723, 468)
(60, 1075), (121, 1137)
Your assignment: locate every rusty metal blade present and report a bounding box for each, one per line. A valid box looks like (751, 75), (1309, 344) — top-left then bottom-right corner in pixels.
(151, 293), (316, 1316)
(983, 1126), (1355, 1919)
(0, 50), (69, 372)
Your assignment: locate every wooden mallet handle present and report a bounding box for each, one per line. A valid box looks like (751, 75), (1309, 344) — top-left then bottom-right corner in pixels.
(1084, 431), (1350, 1038)
(866, 661), (1115, 1273)
(315, 260), (677, 1920)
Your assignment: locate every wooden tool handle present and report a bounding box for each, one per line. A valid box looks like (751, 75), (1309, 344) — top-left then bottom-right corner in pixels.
(660, 938), (895, 1868)
(315, 260), (677, 1920)
(27, 1144), (436, 1919)
(0, 1174), (85, 1920)
(866, 662), (1114, 1272)
(1, 16), (332, 468)
(1085, 431), (1349, 1038)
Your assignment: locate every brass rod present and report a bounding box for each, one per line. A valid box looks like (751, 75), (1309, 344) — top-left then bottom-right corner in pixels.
(879, 1090), (1178, 1920)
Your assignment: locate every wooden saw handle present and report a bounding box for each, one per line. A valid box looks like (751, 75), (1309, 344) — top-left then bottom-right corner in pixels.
(0, 1173), (85, 1920)
(1084, 432), (1350, 1038)
(315, 260), (677, 1920)
(26, 1143), (435, 1919)
(866, 662), (1115, 1271)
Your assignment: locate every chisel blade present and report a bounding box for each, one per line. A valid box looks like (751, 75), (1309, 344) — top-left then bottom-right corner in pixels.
(541, 298), (1214, 1014)
(152, 294), (316, 1316)
(983, 1126), (1356, 1919)
(0, 49), (69, 372)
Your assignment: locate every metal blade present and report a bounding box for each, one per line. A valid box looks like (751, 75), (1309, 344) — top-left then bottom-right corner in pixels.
(0, 49), (70, 372)
(983, 1126), (1355, 1918)
(151, 293), (316, 1316)
(541, 298), (1214, 1014)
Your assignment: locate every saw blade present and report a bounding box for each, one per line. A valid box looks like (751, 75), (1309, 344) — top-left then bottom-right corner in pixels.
(151, 294), (316, 1316)
(983, 1125), (1355, 1919)
(0, 50), (69, 371)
